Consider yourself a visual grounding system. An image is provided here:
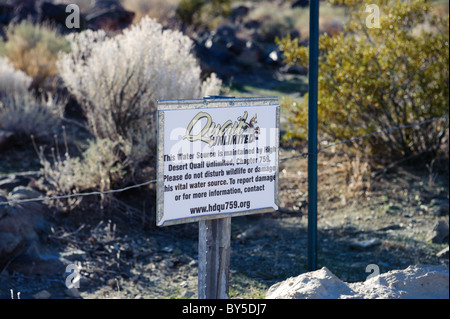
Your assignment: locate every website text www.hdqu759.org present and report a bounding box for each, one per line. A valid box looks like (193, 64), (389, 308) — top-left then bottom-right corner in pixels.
(190, 200), (251, 214)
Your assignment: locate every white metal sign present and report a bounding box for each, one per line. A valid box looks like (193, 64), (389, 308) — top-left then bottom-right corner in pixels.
(157, 97), (279, 226)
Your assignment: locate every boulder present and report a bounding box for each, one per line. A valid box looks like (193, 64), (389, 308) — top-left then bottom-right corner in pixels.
(230, 5), (249, 23)
(0, 194), (8, 219)
(291, 0), (310, 8)
(243, 19), (261, 30)
(0, 197), (44, 243)
(0, 130), (14, 151)
(426, 220), (449, 244)
(266, 265), (449, 299)
(8, 0), (38, 22)
(193, 33), (241, 79)
(0, 4), (14, 25)
(0, 186), (61, 275)
(282, 64), (308, 76)
(351, 265), (449, 299)
(237, 46), (262, 68)
(210, 26), (245, 56)
(266, 267), (354, 299)
(86, 0), (134, 31)
(41, 2), (71, 26)
(430, 199), (449, 216)
(7, 242), (65, 275)
(0, 232), (25, 272)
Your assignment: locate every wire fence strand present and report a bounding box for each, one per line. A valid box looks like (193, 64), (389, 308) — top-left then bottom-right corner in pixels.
(0, 114), (448, 206)
(0, 180), (156, 206)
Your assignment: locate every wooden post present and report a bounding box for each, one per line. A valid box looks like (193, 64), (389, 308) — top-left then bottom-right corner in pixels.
(198, 217), (231, 299)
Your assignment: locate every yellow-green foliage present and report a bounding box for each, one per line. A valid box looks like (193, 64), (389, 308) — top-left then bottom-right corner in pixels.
(277, 0), (449, 161)
(0, 21), (70, 90)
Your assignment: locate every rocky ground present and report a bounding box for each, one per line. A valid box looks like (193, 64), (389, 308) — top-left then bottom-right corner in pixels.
(1, 0), (449, 300)
(1, 146), (448, 299)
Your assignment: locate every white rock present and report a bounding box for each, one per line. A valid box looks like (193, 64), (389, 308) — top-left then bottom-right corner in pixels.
(266, 267), (354, 299)
(266, 265), (449, 299)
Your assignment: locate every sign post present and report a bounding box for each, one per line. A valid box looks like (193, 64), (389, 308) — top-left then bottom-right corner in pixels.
(157, 96), (279, 298)
(308, 0), (319, 272)
(198, 217), (231, 299)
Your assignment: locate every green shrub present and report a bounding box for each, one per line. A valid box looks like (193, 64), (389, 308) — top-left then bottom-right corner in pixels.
(176, 0), (232, 27)
(277, 0), (449, 162)
(176, 0), (205, 25)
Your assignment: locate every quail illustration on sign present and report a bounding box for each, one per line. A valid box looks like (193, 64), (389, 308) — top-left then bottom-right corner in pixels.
(157, 97), (280, 226)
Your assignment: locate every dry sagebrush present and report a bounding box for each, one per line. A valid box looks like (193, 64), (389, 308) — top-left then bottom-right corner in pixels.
(37, 17), (221, 211)
(0, 57), (63, 140)
(0, 56), (32, 95)
(57, 17), (221, 181)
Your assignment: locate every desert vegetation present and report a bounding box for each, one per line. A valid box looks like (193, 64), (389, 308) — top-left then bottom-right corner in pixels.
(47, 16), (221, 209)
(0, 21), (70, 91)
(278, 0), (449, 163)
(0, 0), (448, 299)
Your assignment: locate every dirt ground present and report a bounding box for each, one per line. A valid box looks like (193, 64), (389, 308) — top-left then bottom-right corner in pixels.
(0, 0), (448, 301)
(1, 145), (448, 299)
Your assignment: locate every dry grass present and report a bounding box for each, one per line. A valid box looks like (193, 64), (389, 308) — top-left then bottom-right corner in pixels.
(279, 145), (373, 214)
(0, 57), (31, 96)
(36, 136), (126, 211)
(0, 93), (63, 140)
(0, 56), (63, 140)
(341, 150), (372, 202)
(244, 1), (348, 41)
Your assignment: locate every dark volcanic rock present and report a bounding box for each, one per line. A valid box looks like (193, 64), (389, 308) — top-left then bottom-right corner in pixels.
(86, 0), (134, 31)
(0, 4), (14, 25)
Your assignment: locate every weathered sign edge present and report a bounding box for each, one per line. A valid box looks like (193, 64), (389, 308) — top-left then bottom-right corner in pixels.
(156, 96), (280, 227)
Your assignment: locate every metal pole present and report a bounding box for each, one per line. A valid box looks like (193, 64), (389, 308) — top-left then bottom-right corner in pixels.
(198, 217), (231, 299)
(307, 0), (319, 271)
